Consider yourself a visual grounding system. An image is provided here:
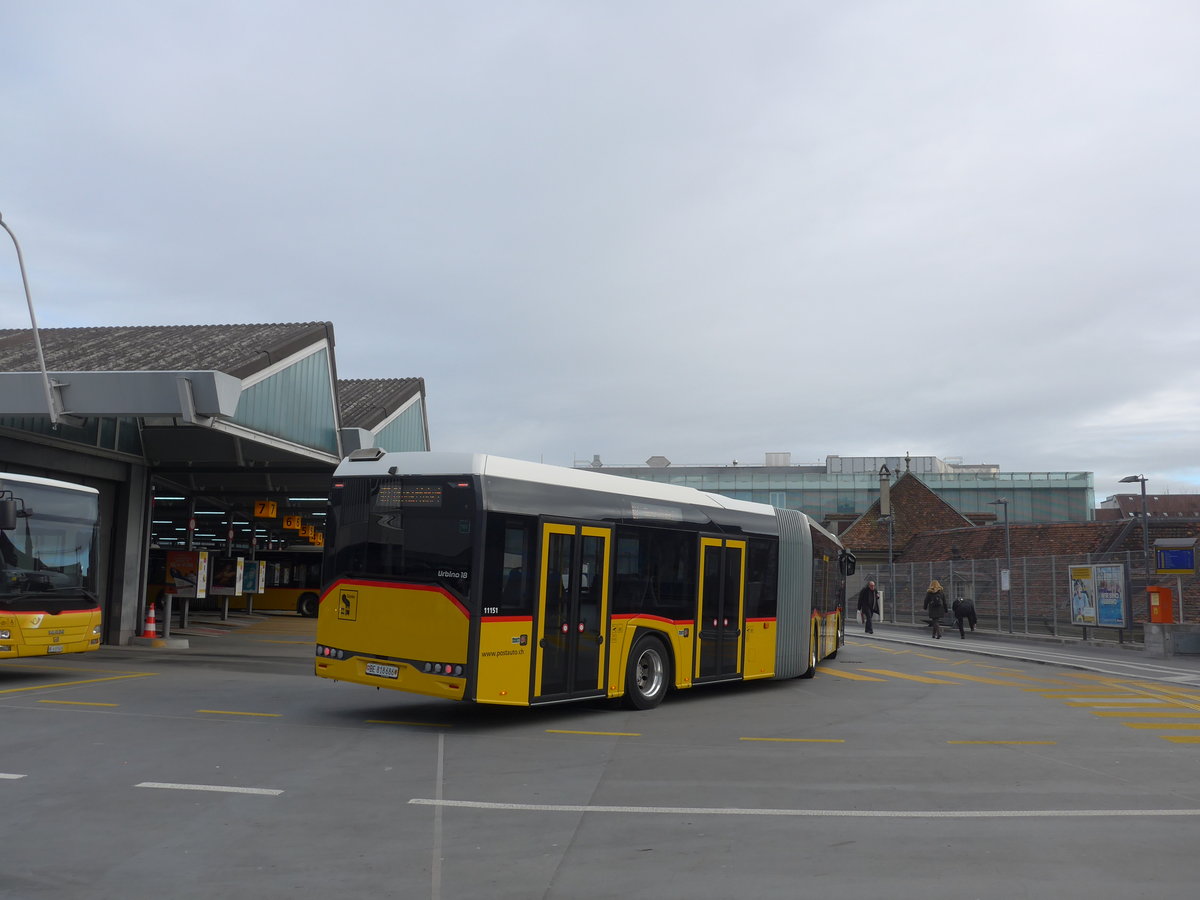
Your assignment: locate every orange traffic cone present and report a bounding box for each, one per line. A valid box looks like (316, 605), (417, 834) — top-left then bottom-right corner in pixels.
(143, 602), (159, 638)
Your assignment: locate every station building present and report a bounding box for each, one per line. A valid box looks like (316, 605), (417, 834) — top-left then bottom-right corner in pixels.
(0, 322), (429, 645)
(581, 452), (1095, 530)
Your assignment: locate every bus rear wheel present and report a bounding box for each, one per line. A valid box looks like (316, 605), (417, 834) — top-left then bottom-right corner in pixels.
(622, 635), (670, 710)
(297, 592), (319, 618)
(800, 631), (818, 678)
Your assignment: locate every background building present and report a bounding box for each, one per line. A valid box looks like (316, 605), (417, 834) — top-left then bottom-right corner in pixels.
(583, 452), (1095, 528)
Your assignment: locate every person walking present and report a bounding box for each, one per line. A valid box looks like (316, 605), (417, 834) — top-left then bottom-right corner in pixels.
(952, 597), (977, 639)
(856, 580), (880, 634)
(923, 579), (947, 639)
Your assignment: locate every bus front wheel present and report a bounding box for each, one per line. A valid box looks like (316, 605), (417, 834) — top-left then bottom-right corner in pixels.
(622, 635), (670, 710)
(297, 593), (319, 618)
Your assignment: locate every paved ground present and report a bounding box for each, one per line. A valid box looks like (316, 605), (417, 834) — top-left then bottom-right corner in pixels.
(4, 614), (1200, 899)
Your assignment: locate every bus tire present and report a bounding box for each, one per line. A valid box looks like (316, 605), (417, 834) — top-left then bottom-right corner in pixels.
(297, 592), (319, 618)
(800, 629), (818, 678)
(622, 634), (670, 710)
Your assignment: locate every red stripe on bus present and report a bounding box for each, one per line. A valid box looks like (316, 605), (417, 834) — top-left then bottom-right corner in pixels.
(745, 617), (777, 623)
(611, 613), (694, 626)
(320, 579), (470, 619)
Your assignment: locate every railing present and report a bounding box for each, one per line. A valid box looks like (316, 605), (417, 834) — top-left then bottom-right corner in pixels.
(854, 551), (1197, 644)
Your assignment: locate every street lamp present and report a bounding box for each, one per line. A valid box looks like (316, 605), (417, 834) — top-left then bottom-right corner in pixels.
(988, 498), (1012, 633)
(0, 211), (59, 424)
(877, 513), (895, 620)
(1120, 475), (1151, 617)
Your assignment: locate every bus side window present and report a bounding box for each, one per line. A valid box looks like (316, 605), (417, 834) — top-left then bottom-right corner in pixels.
(485, 514), (535, 615)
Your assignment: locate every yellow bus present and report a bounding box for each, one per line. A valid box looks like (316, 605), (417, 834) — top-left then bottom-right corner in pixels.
(0, 472), (102, 658)
(315, 451), (853, 709)
(244, 548), (324, 617)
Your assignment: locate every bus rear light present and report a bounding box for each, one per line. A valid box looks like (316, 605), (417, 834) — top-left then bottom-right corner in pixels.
(0, 630), (10, 640)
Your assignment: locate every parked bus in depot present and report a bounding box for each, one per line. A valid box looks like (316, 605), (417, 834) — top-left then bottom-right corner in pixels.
(252, 547), (324, 617)
(315, 451), (854, 710)
(0, 472), (102, 658)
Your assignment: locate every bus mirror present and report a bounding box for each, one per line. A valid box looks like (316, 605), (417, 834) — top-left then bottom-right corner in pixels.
(838, 551), (857, 576)
(0, 500), (15, 530)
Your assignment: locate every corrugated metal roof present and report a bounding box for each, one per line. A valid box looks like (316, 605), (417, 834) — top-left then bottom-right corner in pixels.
(337, 377), (425, 430)
(0, 323), (334, 379)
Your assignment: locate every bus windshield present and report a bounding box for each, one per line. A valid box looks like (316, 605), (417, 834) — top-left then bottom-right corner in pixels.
(0, 480), (98, 610)
(326, 476), (476, 600)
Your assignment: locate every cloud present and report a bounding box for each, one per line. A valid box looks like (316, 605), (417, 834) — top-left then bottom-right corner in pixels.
(3, 1), (1200, 498)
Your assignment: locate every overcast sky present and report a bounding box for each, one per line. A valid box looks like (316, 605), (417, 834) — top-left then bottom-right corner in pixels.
(3, 1), (1198, 500)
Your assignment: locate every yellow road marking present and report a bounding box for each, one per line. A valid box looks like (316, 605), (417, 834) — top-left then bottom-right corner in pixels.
(38, 699), (119, 707)
(1065, 701), (1182, 708)
(861, 669), (959, 684)
(1092, 711), (1200, 718)
(947, 740), (1057, 745)
(197, 709), (282, 718)
(1122, 723), (1200, 730)
(925, 671), (1029, 686)
(912, 653), (952, 661)
(546, 729), (640, 737)
(740, 737), (845, 743)
(817, 668), (886, 682)
(0, 673), (155, 694)
(1163, 736), (1200, 743)
(366, 720), (451, 728)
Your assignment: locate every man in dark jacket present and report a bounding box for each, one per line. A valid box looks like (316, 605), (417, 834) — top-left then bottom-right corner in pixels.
(856, 580), (880, 634)
(952, 597), (978, 639)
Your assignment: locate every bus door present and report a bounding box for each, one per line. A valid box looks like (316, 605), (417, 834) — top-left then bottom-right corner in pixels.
(695, 537), (746, 681)
(534, 522), (611, 701)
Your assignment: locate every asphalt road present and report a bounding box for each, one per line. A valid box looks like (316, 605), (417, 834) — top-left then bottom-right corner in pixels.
(3, 615), (1199, 900)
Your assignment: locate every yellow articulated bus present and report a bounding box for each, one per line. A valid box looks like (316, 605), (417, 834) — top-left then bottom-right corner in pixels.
(0, 472), (102, 658)
(315, 451), (854, 710)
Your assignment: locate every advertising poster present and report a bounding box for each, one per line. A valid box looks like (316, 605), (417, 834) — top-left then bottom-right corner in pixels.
(210, 557), (245, 596)
(1093, 564), (1128, 627)
(166, 550), (209, 599)
(241, 559), (266, 595)
(1068, 566), (1097, 626)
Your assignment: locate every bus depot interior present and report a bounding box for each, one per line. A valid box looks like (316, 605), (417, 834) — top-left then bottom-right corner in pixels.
(146, 490), (328, 619)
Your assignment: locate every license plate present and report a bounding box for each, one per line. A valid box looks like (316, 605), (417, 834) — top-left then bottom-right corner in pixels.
(365, 662), (399, 679)
(47, 645), (64, 653)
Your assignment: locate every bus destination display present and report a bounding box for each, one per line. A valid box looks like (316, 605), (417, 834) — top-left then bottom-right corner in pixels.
(376, 482), (443, 508)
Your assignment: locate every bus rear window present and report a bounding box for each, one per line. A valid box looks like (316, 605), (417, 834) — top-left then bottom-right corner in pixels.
(327, 477), (476, 599)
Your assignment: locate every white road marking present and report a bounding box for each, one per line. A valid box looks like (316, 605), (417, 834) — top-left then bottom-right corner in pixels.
(1, 773), (27, 780)
(409, 799), (1200, 819)
(135, 782), (282, 796)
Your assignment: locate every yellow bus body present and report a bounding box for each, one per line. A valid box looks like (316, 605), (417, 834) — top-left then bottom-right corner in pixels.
(0, 608), (102, 658)
(315, 580), (470, 701)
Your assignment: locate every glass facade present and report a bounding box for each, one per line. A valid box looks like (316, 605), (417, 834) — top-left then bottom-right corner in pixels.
(233, 348), (339, 454)
(589, 466), (1095, 524)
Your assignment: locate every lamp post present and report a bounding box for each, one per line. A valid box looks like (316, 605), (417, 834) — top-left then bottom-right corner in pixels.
(877, 513), (895, 620)
(1119, 475), (1151, 618)
(0, 211), (59, 424)
(988, 498), (1012, 633)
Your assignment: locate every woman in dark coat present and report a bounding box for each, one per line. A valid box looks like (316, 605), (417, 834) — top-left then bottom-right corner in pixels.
(922, 579), (947, 639)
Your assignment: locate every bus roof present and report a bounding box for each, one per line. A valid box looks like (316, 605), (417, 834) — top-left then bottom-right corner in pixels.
(0, 471), (100, 496)
(335, 451), (781, 519)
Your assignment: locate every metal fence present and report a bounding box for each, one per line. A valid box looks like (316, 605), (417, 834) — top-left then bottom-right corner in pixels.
(852, 551), (1199, 644)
